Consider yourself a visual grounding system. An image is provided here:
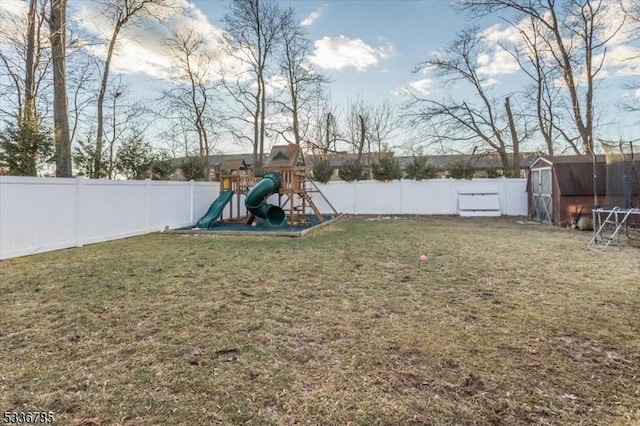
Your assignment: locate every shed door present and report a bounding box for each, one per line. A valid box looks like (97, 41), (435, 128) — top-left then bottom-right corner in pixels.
(531, 168), (552, 223)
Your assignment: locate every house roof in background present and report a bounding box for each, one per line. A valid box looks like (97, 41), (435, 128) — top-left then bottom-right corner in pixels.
(174, 151), (538, 170)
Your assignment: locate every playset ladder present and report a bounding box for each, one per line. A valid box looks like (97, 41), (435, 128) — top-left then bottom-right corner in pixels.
(305, 178), (338, 215)
(298, 190), (323, 223)
(588, 207), (636, 251)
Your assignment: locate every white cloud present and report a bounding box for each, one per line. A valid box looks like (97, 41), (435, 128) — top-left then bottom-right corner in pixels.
(597, 45), (640, 77)
(409, 78), (432, 95)
(484, 77), (498, 87)
(480, 23), (520, 45)
(600, 0), (638, 46)
(392, 78), (433, 97)
(478, 2), (640, 81)
(310, 35), (392, 71)
(301, 5), (326, 27)
(0, 0), (26, 17)
(477, 53), (490, 67)
(73, 1), (229, 81)
(635, 88), (640, 99)
(477, 48), (519, 77)
(0, 0), (34, 45)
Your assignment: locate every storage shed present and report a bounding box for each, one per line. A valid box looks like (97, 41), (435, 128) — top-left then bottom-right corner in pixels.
(527, 155), (606, 225)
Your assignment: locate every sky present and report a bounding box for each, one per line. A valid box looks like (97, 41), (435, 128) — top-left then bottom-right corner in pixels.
(1, 0), (639, 156)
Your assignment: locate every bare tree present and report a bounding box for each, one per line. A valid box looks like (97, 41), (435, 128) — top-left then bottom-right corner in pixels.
(48, 0), (71, 176)
(222, 0), (283, 174)
(403, 27), (527, 175)
(344, 97), (368, 161)
(92, 0), (175, 178)
(619, 0), (640, 115)
(274, 6), (328, 146)
(0, 0), (51, 121)
(460, 0), (626, 155)
(499, 13), (570, 155)
(66, 52), (97, 147)
(367, 99), (398, 154)
(106, 94), (149, 179)
(343, 97), (400, 177)
(160, 27), (221, 179)
(305, 97), (341, 157)
(0, 0), (54, 176)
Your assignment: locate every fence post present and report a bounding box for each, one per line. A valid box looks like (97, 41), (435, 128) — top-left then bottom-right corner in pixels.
(399, 178), (404, 214)
(75, 176), (85, 247)
(449, 178), (454, 215)
(353, 181), (358, 214)
(501, 177), (507, 215)
(144, 179), (151, 231)
(190, 180), (195, 224)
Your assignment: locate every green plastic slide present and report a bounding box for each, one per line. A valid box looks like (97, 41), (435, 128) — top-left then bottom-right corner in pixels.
(245, 172), (288, 229)
(195, 190), (234, 229)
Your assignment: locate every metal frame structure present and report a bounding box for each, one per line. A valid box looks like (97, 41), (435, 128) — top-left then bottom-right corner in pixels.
(588, 207), (640, 251)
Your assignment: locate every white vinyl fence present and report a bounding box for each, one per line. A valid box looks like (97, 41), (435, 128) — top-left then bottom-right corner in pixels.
(0, 176), (217, 260)
(311, 178), (527, 216)
(0, 176), (527, 260)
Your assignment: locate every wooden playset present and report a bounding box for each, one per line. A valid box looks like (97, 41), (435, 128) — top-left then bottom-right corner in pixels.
(197, 144), (336, 229)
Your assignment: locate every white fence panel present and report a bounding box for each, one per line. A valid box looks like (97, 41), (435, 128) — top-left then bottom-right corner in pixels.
(312, 181), (356, 214)
(192, 183), (219, 223)
(400, 179), (453, 214)
(503, 178), (528, 216)
(150, 181), (197, 230)
(354, 181), (402, 214)
(80, 180), (148, 244)
(0, 177), (78, 259)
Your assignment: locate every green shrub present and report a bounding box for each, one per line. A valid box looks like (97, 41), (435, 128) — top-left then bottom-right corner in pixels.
(180, 156), (207, 181)
(448, 160), (475, 179)
(372, 153), (402, 181)
(338, 159), (366, 182)
(404, 155), (438, 180)
(486, 166), (501, 178)
(503, 168), (519, 178)
(312, 158), (334, 183)
(151, 151), (176, 180)
(0, 119), (53, 176)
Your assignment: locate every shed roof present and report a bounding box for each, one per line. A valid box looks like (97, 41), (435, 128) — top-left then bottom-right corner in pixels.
(555, 161), (608, 195)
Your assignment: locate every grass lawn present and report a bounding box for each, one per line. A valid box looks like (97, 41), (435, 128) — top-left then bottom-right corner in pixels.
(1, 216), (638, 425)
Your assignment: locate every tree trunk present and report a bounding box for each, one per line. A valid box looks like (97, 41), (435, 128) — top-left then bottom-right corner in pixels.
(324, 112), (331, 158)
(259, 72), (267, 172)
(50, 0), (71, 177)
(356, 114), (365, 162)
(24, 0), (37, 124)
(504, 96), (520, 177)
(95, 23), (123, 178)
